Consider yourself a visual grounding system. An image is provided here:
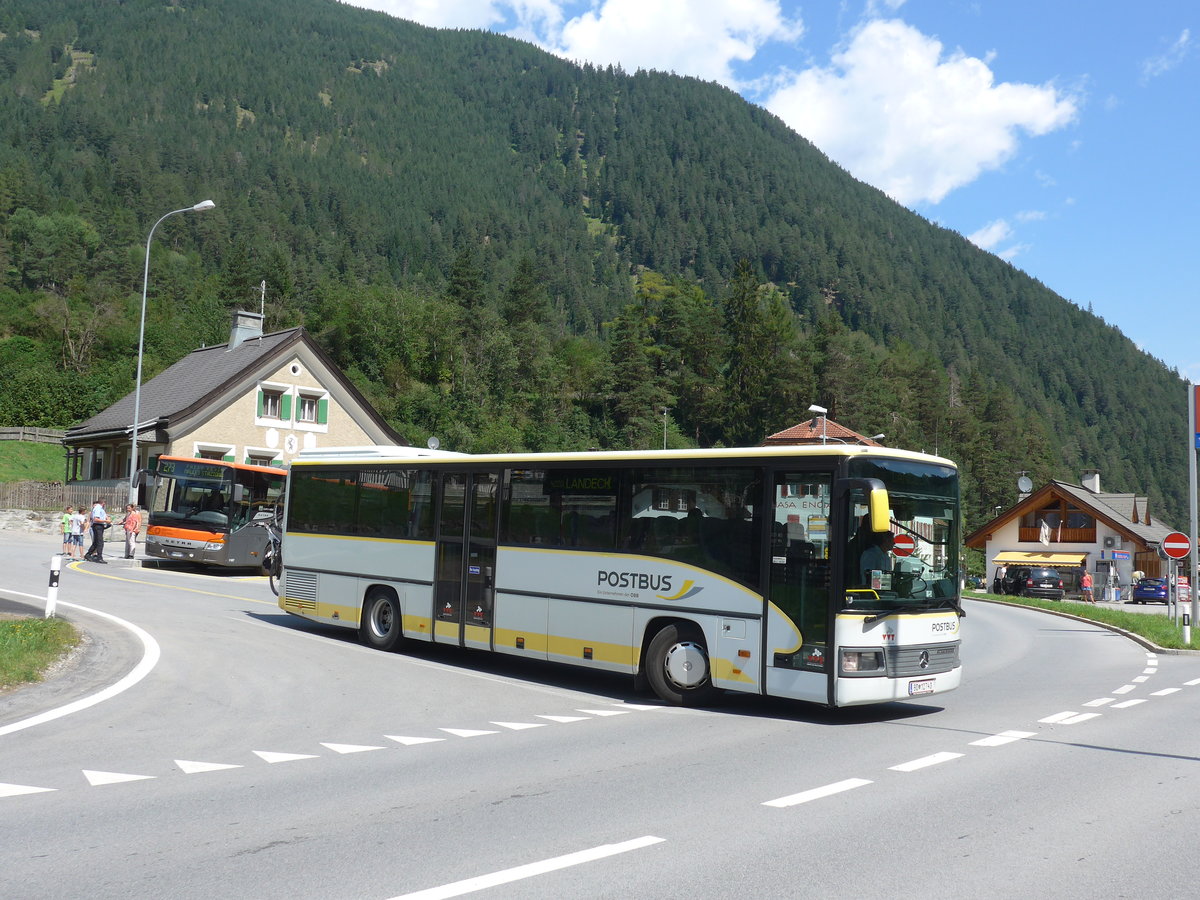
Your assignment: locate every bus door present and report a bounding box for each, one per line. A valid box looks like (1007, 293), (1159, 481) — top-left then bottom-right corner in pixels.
(765, 470), (833, 703)
(433, 471), (500, 650)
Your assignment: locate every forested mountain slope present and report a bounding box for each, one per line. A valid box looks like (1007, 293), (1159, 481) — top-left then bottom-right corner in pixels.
(0, 0), (1186, 529)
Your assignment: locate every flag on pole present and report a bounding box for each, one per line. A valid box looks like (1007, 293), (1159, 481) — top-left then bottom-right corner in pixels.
(1039, 519), (1050, 546)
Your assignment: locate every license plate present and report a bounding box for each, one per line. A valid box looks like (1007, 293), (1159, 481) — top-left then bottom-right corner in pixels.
(169, 551), (184, 558)
(908, 679), (935, 696)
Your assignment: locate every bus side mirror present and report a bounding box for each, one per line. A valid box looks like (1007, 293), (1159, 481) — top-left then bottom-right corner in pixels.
(232, 484), (245, 503)
(835, 477), (891, 532)
(133, 469), (151, 488)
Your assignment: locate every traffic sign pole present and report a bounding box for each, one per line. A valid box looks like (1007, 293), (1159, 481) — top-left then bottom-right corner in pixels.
(1191, 384), (1199, 637)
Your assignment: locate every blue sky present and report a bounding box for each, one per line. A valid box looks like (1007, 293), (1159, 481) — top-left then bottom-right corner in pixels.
(344, 1), (1197, 379)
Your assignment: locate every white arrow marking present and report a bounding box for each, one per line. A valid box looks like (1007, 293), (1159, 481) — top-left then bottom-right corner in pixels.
(386, 735), (445, 746)
(253, 751), (318, 764)
(0, 782), (57, 797)
(176, 760), (243, 774)
(83, 770), (155, 786)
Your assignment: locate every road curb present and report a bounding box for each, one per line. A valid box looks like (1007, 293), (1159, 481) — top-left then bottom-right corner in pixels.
(969, 594), (1200, 656)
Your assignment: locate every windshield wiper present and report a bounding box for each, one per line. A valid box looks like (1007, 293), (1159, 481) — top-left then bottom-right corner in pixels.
(863, 598), (961, 625)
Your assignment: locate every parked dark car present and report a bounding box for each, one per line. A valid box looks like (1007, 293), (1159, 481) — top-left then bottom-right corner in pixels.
(1003, 566), (1065, 600)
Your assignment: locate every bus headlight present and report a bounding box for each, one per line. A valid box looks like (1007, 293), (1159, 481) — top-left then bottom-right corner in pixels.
(841, 649), (885, 675)
(204, 541), (224, 551)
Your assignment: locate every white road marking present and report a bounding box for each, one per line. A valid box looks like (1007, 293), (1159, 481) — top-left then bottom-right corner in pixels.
(1083, 698), (1115, 707)
(1150, 688), (1181, 696)
(537, 715), (589, 723)
(439, 728), (499, 738)
(320, 742), (385, 754)
(390, 835), (665, 899)
(1112, 699), (1147, 708)
(1142, 668), (1157, 675)
(1185, 678), (1200, 687)
(0, 601), (161, 738)
(576, 708), (630, 716)
(176, 760), (242, 774)
(83, 770), (154, 786)
(0, 782), (56, 797)
(889, 752), (963, 772)
(969, 731), (1036, 747)
(1113, 685), (1136, 694)
(1039, 711), (1079, 723)
(253, 750), (318, 763)
(491, 721), (546, 730)
(1059, 712), (1101, 724)
(762, 778), (873, 807)
(386, 735), (445, 746)
(1133, 676), (1149, 683)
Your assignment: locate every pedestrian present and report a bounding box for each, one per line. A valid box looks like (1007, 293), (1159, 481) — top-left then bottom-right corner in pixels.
(85, 498), (110, 563)
(61, 506), (73, 556)
(1080, 568), (1094, 603)
(68, 506), (87, 559)
(121, 503), (141, 559)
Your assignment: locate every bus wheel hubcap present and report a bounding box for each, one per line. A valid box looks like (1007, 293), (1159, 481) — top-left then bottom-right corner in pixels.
(663, 641), (707, 690)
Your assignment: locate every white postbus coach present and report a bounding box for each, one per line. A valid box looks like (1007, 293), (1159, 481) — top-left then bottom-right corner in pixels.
(276, 444), (962, 707)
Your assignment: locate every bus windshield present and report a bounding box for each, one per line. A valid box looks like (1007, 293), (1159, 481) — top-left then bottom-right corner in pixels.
(151, 459), (284, 532)
(153, 460), (236, 529)
(843, 457), (959, 612)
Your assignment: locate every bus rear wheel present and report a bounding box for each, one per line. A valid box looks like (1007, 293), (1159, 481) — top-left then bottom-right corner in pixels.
(646, 623), (716, 706)
(360, 589), (403, 652)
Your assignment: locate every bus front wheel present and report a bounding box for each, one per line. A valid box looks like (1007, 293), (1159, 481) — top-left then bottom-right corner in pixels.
(646, 623), (716, 706)
(360, 589), (403, 652)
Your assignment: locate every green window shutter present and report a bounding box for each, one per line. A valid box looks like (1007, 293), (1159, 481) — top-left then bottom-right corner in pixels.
(257, 389), (264, 417)
(280, 394), (292, 421)
(223, 453), (235, 462)
(318, 397), (329, 424)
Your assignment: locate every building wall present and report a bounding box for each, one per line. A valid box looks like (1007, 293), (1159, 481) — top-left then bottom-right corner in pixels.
(170, 355), (375, 465)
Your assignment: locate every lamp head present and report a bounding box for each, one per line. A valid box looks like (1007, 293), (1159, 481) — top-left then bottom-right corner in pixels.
(807, 404), (827, 416)
(192, 200), (216, 211)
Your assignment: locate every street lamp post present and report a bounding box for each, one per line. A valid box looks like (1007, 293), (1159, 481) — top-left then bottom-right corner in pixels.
(128, 200), (215, 504)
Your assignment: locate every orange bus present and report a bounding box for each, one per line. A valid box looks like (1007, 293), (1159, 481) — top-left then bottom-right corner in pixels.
(146, 456), (286, 567)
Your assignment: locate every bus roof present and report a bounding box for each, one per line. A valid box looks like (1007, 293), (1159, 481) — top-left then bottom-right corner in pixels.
(289, 444), (955, 469)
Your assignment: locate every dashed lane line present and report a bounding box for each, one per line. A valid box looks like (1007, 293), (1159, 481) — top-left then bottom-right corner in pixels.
(889, 751), (963, 772)
(390, 835), (666, 900)
(762, 778), (873, 808)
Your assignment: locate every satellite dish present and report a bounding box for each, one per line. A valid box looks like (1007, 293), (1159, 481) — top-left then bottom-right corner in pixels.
(427, 436), (440, 450)
(1017, 475), (1033, 493)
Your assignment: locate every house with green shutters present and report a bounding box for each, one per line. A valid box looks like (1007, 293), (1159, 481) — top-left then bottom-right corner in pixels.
(63, 311), (404, 499)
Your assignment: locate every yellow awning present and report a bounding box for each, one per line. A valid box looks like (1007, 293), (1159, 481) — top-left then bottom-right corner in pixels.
(991, 551), (1087, 566)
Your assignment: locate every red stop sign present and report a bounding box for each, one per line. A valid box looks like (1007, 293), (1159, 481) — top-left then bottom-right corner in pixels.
(892, 533), (917, 557)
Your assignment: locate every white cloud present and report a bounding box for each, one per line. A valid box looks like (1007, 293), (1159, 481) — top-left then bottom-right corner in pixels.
(1141, 28), (1192, 82)
(1015, 209), (1046, 223)
(345, 0), (509, 29)
(764, 19), (1078, 206)
(967, 219), (1012, 251)
(545, 0), (803, 87)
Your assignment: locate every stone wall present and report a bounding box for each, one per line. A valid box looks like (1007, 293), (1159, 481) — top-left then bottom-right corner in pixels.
(0, 508), (62, 534)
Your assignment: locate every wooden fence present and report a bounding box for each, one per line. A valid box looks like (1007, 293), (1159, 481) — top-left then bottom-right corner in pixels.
(0, 480), (127, 512)
(0, 427), (66, 445)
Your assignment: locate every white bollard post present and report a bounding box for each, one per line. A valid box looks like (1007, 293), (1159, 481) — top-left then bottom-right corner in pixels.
(46, 555), (62, 618)
(1185, 613), (1192, 647)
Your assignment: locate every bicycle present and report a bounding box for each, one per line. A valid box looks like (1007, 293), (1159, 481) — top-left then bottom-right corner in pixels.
(254, 511), (282, 596)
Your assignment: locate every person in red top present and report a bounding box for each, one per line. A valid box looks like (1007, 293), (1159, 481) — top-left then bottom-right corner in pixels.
(1080, 569), (1094, 603)
(121, 504), (142, 560)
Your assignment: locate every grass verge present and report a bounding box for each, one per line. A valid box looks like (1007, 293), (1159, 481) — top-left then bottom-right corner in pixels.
(0, 616), (81, 690)
(0, 441), (64, 482)
(974, 592), (1199, 651)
